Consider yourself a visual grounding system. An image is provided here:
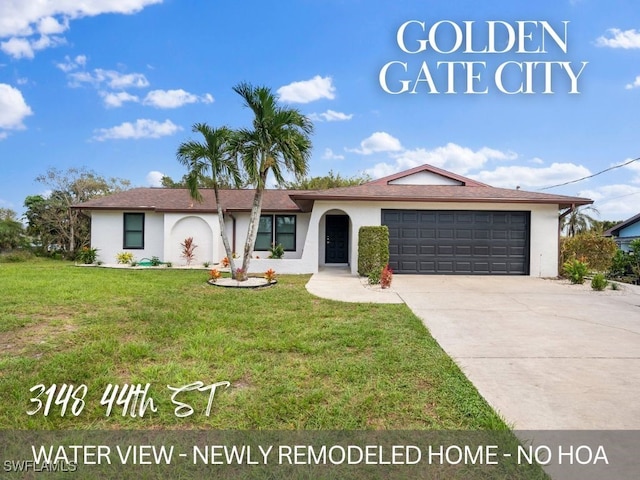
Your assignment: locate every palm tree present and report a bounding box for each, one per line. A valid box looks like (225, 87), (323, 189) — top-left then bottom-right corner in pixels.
(177, 123), (241, 276)
(561, 205), (600, 237)
(231, 82), (313, 280)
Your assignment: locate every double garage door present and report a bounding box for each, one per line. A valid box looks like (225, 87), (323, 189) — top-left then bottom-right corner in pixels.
(382, 210), (530, 275)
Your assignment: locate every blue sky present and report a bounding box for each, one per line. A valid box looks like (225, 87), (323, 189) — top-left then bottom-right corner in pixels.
(1, 0), (639, 220)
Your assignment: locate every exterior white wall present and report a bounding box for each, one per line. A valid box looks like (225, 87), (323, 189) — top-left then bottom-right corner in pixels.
(90, 210), (164, 264)
(89, 202), (562, 277)
(164, 214), (217, 266)
(304, 201), (561, 277)
(224, 212), (311, 260)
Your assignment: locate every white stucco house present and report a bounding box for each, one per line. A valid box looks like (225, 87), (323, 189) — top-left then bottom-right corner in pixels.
(75, 164), (592, 277)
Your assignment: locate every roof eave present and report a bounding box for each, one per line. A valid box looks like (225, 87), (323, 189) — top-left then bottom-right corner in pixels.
(290, 194), (593, 208)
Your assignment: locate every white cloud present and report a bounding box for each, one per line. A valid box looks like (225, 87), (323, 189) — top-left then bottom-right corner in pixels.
(471, 163), (591, 189)
(56, 54), (87, 72)
(38, 16), (69, 35)
(143, 89), (213, 108)
(0, 83), (33, 136)
(68, 69), (149, 89)
(277, 75), (336, 103)
(0, 1), (162, 57)
(623, 157), (640, 182)
(146, 170), (164, 187)
(364, 142), (518, 179)
(348, 131), (403, 155)
(595, 28), (640, 49)
(321, 148), (344, 160)
(93, 119), (181, 141)
(100, 91), (139, 108)
(625, 75), (640, 90)
(309, 109), (353, 122)
(578, 184), (640, 220)
(1, 37), (34, 59)
(397, 144), (516, 174)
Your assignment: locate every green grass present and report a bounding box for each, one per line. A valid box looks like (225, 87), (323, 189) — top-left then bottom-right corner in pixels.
(0, 259), (507, 431)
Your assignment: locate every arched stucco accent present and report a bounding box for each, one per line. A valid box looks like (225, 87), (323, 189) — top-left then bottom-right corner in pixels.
(168, 216), (214, 265)
(318, 209), (352, 267)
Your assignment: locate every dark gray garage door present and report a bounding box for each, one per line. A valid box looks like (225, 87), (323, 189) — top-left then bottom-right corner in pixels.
(382, 210), (530, 275)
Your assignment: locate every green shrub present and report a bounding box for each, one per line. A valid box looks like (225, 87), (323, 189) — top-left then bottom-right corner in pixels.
(268, 243), (285, 259)
(591, 273), (608, 291)
(560, 233), (617, 273)
(150, 256), (162, 266)
(609, 249), (633, 278)
(368, 268), (381, 285)
(116, 251), (135, 264)
(358, 226), (389, 276)
(563, 259), (588, 284)
(76, 246), (98, 264)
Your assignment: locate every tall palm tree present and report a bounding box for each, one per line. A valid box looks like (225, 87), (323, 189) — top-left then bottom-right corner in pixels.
(561, 205), (600, 237)
(177, 123), (240, 276)
(232, 82), (313, 280)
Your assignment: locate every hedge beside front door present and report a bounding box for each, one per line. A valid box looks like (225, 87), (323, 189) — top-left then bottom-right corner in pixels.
(382, 210), (530, 275)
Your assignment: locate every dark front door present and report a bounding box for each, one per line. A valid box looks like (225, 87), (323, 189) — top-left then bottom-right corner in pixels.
(325, 215), (349, 263)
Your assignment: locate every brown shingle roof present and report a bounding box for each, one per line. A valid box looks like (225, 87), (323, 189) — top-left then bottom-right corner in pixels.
(76, 164), (593, 213)
(75, 188), (302, 213)
(289, 163), (591, 210)
(289, 184), (592, 210)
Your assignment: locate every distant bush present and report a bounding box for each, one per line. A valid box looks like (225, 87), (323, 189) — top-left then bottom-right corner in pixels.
(0, 250), (35, 263)
(609, 250), (633, 278)
(560, 233), (617, 273)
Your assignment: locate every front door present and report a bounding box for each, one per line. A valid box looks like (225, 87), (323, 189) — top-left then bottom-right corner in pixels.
(325, 215), (349, 263)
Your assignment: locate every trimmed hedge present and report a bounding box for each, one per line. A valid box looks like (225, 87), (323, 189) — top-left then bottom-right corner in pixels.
(358, 226), (389, 276)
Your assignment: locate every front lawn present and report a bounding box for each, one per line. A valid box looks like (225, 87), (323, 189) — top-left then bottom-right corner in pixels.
(1, 259), (505, 431)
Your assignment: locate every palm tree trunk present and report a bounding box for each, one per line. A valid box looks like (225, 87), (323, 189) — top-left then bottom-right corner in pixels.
(214, 188), (237, 279)
(241, 172), (268, 280)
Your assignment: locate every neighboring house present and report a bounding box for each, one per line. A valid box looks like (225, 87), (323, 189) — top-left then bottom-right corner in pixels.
(604, 213), (640, 252)
(75, 163), (592, 277)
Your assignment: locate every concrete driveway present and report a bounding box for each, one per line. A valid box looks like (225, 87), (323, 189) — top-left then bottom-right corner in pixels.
(392, 275), (640, 430)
